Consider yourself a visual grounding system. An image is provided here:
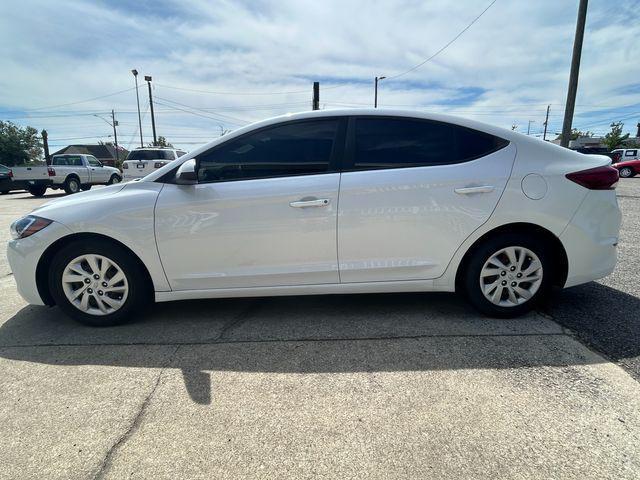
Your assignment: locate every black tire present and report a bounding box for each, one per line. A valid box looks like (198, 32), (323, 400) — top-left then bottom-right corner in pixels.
(48, 239), (151, 326)
(108, 174), (122, 185)
(462, 233), (554, 318)
(27, 185), (47, 197)
(619, 167), (634, 178)
(80, 184), (92, 191)
(64, 176), (81, 194)
(1, 190), (9, 195)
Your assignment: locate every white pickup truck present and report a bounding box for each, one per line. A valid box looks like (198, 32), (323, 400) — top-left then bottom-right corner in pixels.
(11, 154), (122, 196)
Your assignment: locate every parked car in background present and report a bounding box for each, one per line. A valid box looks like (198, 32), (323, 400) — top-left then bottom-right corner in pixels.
(7, 110), (620, 326)
(613, 158), (640, 178)
(10, 154), (122, 196)
(0, 164), (15, 194)
(612, 148), (639, 163)
(122, 147), (187, 181)
(5, 163), (54, 196)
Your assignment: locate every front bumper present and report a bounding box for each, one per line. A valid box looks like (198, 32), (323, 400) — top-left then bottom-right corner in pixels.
(559, 190), (621, 288)
(7, 221), (73, 305)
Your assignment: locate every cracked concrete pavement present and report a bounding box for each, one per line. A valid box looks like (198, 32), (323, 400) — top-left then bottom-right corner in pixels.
(1, 181), (640, 479)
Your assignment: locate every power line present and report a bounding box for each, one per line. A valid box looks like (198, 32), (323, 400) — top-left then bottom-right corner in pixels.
(385, 0), (499, 80)
(154, 96), (250, 124)
(17, 87), (136, 112)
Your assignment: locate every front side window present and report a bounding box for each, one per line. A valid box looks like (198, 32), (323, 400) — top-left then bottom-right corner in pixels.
(352, 117), (509, 170)
(87, 156), (101, 167)
(197, 119), (339, 183)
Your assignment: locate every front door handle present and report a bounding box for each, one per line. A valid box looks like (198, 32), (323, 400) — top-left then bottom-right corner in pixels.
(289, 198), (330, 208)
(454, 185), (495, 195)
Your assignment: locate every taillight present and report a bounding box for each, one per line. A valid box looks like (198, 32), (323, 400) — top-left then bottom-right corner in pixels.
(566, 165), (618, 190)
(123, 163), (128, 169)
(47, 167), (56, 176)
(8, 169), (13, 178)
(154, 161), (166, 168)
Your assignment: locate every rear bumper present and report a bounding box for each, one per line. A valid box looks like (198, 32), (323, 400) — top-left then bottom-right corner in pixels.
(2, 179), (52, 191)
(560, 190), (621, 287)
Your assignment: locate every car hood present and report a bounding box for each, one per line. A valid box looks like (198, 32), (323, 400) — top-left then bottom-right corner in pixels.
(615, 159), (639, 167)
(30, 181), (162, 227)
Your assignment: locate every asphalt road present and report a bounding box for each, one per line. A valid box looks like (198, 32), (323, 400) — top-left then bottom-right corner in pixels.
(1, 181), (639, 479)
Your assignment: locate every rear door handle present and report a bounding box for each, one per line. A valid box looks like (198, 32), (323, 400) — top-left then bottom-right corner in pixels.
(289, 198), (330, 208)
(454, 185), (495, 195)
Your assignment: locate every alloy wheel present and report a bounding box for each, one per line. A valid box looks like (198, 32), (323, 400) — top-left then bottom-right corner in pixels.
(61, 254), (129, 316)
(479, 246), (543, 307)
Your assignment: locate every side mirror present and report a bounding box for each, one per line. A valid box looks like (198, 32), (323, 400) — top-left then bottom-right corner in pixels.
(175, 159), (197, 185)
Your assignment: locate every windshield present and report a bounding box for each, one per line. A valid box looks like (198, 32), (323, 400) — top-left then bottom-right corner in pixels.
(126, 150), (175, 161)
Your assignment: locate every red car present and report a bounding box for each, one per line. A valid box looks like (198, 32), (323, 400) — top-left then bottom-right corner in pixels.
(613, 159), (640, 178)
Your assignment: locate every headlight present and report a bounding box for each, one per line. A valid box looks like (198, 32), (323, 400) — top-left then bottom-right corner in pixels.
(10, 215), (53, 240)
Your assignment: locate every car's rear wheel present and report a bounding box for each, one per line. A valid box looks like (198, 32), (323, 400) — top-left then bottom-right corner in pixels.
(64, 177), (81, 194)
(619, 167), (634, 178)
(27, 185), (47, 197)
(49, 240), (150, 326)
(108, 174), (121, 185)
(463, 234), (553, 318)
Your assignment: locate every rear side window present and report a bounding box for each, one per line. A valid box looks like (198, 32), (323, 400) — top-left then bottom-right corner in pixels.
(197, 119), (339, 183)
(127, 150), (175, 161)
(625, 150), (638, 157)
(52, 155), (83, 166)
(351, 117), (509, 170)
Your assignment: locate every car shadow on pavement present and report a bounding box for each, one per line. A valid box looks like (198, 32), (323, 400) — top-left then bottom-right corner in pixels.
(6, 192), (66, 200)
(0, 286), (636, 404)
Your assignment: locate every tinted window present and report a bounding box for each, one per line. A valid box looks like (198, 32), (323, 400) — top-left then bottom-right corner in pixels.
(625, 150), (637, 156)
(197, 119), (339, 183)
(176, 151), (187, 157)
(52, 155), (83, 166)
(127, 150), (175, 161)
(352, 117), (509, 169)
(0, 165), (9, 173)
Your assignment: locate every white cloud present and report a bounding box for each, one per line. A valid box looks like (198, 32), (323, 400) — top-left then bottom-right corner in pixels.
(1, 0), (639, 150)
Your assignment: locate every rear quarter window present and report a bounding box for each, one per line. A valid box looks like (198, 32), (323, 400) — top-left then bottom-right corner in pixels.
(351, 117), (509, 170)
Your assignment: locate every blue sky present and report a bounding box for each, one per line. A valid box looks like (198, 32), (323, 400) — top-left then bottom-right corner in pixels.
(1, 0), (639, 151)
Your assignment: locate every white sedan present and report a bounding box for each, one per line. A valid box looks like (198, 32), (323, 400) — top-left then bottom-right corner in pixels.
(7, 110), (621, 326)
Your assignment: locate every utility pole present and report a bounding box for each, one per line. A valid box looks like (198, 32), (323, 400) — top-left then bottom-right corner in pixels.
(111, 109), (120, 164)
(561, 0), (588, 147)
(312, 82), (320, 110)
(41, 130), (50, 164)
(131, 69), (143, 148)
(374, 76), (386, 108)
(543, 105), (550, 141)
(145, 75), (157, 146)
(527, 120), (535, 135)
(636, 122), (640, 138)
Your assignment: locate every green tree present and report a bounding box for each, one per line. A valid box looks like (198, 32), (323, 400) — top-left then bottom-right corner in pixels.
(148, 136), (173, 148)
(0, 121), (43, 166)
(554, 128), (593, 143)
(603, 122), (630, 151)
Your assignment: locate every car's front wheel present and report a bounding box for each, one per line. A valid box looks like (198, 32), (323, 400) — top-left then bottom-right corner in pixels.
(463, 234), (553, 318)
(619, 167), (634, 178)
(49, 240), (150, 326)
(27, 185), (47, 197)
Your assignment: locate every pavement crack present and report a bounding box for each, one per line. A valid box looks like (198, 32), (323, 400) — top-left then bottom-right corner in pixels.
(216, 298), (267, 340)
(92, 344), (180, 480)
(0, 331), (568, 351)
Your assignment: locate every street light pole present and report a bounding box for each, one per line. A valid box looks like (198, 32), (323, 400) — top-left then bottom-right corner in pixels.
(145, 75), (157, 146)
(374, 76), (386, 108)
(131, 69), (144, 148)
(561, 0), (588, 147)
(111, 109), (119, 164)
(527, 120), (535, 135)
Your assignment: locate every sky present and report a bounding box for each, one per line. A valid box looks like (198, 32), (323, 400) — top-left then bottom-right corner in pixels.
(1, 0), (639, 152)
